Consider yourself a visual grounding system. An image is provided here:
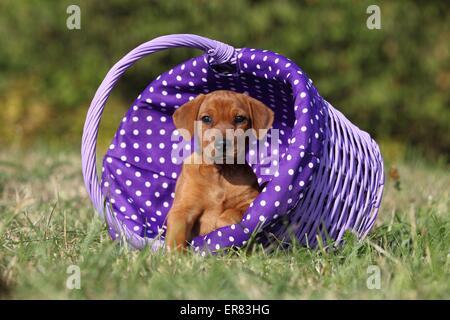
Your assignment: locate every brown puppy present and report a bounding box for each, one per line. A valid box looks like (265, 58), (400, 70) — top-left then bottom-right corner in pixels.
(165, 90), (274, 251)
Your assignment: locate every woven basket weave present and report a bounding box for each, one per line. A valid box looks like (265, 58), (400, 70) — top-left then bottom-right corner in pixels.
(81, 34), (384, 252)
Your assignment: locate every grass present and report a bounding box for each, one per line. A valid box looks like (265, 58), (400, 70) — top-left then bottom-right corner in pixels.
(0, 147), (448, 299)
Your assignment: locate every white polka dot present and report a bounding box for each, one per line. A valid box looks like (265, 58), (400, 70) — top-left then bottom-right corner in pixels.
(119, 206), (126, 212)
(126, 180), (132, 186)
(131, 214), (137, 220)
(106, 157), (112, 163)
(299, 180), (305, 187)
(274, 201), (280, 207)
(133, 143), (139, 149)
(288, 169), (294, 175)
(259, 215), (266, 222)
(308, 162), (314, 168)
(300, 92), (306, 98)
(133, 226), (140, 231)
(116, 169), (122, 175)
(135, 171), (141, 177)
(260, 200), (266, 206)
(229, 236), (235, 242)
(120, 129), (126, 135)
(275, 185), (281, 192)
(215, 244), (220, 250)
(301, 126), (307, 132)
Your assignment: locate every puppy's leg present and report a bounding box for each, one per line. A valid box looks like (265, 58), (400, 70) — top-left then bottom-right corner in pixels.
(215, 208), (244, 229)
(166, 206), (200, 252)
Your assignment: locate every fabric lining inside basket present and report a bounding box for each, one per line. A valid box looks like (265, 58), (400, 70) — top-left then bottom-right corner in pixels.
(101, 48), (329, 252)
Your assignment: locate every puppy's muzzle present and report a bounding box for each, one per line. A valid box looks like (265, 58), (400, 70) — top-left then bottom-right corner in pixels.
(213, 138), (234, 162)
(214, 138), (231, 152)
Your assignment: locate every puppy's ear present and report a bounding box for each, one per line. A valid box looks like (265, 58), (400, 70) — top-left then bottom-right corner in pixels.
(241, 94), (274, 139)
(173, 94), (206, 140)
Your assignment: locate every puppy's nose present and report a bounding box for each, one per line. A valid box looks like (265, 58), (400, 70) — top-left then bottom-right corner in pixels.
(214, 139), (230, 150)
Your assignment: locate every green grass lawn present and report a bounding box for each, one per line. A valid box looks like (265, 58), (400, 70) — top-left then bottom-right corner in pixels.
(0, 148), (448, 299)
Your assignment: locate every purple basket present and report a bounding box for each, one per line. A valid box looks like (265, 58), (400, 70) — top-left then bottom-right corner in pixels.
(82, 34), (384, 253)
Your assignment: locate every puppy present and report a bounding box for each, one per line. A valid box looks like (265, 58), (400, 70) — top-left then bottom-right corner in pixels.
(165, 90), (274, 251)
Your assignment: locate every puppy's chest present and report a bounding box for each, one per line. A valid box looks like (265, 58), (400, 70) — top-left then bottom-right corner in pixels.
(205, 176), (258, 209)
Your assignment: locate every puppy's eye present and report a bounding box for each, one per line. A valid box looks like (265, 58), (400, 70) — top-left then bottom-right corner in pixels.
(201, 115), (212, 124)
(234, 115), (247, 124)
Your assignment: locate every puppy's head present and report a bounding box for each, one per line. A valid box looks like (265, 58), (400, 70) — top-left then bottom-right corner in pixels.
(173, 90), (274, 164)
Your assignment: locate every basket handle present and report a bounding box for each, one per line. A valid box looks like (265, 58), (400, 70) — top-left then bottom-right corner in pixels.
(81, 34), (236, 218)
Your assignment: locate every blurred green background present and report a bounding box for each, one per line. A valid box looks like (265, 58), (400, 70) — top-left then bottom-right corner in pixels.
(0, 0), (449, 161)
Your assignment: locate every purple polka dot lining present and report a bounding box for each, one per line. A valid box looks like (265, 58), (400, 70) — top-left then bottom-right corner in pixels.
(99, 46), (383, 254)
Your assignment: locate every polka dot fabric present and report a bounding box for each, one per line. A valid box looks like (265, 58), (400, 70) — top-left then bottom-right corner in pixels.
(98, 44), (383, 254)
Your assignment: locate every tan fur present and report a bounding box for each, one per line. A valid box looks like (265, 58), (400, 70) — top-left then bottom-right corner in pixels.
(165, 90), (274, 251)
